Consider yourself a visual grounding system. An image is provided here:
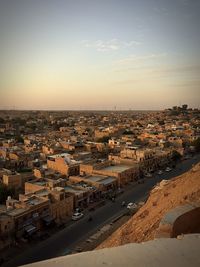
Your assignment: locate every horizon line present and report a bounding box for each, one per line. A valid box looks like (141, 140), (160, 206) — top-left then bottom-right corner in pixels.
(0, 109), (164, 112)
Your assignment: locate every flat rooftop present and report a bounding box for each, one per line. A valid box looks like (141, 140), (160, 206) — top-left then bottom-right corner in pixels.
(35, 189), (49, 197)
(85, 175), (108, 182)
(29, 180), (46, 186)
(8, 208), (27, 216)
(98, 177), (116, 185)
(83, 175), (116, 185)
(48, 153), (71, 159)
(64, 186), (86, 195)
(100, 165), (132, 173)
(25, 197), (47, 206)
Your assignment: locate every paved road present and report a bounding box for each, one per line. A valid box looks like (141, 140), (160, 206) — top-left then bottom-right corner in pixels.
(2, 154), (200, 267)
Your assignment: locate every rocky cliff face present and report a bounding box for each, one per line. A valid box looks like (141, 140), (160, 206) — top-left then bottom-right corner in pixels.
(97, 163), (200, 249)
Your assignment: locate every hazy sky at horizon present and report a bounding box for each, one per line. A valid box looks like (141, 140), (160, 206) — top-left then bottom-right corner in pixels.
(0, 0), (200, 110)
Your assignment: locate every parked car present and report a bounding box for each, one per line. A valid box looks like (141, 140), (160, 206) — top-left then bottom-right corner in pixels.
(72, 212), (84, 221)
(127, 202), (137, 210)
(144, 173), (152, 178)
(157, 170), (163, 175)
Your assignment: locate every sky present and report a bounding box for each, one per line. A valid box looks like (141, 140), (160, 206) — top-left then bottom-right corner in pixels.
(0, 0), (200, 110)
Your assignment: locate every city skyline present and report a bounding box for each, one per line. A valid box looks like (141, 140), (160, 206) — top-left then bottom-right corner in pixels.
(0, 0), (200, 110)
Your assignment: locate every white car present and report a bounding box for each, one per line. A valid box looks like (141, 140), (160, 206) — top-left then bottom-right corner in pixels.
(72, 212), (84, 221)
(144, 173), (152, 178)
(127, 202), (137, 210)
(158, 170), (163, 175)
(165, 167), (172, 172)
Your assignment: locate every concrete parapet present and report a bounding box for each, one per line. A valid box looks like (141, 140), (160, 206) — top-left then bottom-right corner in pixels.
(22, 234), (200, 267)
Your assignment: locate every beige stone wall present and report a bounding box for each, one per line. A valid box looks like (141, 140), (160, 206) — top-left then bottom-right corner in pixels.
(50, 194), (74, 223)
(3, 173), (22, 189)
(80, 164), (94, 175)
(47, 158), (68, 175)
(120, 149), (137, 160)
(0, 149), (7, 159)
(25, 182), (45, 194)
(108, 155), (121, 164)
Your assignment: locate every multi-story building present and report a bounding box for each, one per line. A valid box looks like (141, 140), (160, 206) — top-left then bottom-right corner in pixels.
(2, 170), (22, 189)
(5, 195), (50, 238)
(47, 153), (80, 176)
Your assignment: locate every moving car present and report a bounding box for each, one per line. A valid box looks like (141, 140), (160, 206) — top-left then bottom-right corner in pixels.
(165, 167), (172, 172)
(121, 201), (126, 207)
(72, 212), (84, 221)
(157, 170), (163, 175)
(127, 202), (137, 210)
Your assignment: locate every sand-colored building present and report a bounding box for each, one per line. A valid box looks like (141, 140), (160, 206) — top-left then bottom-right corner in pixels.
(47, 153), (80, 176)
(2, 170), (22, 189)
(80, 160), (139, 187)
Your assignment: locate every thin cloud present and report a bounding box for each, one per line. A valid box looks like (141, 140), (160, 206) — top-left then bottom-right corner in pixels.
(114, 53), (167, 67)
(81, 39), (141, 52)
(112, 54), (168, 75)
(153, 65), (200, 74)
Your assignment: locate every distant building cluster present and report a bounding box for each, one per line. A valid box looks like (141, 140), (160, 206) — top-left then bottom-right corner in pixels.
(0, 106), (199, 250)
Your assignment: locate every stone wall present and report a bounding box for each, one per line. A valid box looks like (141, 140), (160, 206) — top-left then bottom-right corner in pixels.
(172, 206), (200, 237)
(156, 204), (200, 238)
